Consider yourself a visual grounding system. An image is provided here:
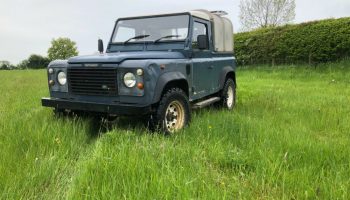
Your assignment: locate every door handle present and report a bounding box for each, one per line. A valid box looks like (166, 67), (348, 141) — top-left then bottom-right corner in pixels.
(208, 66), (213, 69)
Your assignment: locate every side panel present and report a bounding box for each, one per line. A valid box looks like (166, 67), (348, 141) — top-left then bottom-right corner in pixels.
(190, 56), (235, 100)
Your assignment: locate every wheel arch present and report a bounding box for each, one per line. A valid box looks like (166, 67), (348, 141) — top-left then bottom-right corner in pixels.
(152, 72), (189, 104)
(219, 67), (236, 90)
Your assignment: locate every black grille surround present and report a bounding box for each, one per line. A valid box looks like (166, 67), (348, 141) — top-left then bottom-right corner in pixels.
(67, 67), (118, 96)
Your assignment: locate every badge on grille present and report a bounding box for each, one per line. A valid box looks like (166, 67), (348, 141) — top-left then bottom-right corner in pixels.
(101, 85), (109, 90)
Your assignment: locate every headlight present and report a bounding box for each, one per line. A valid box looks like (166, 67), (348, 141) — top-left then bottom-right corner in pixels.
(57, 71), (67, 85)
(123, 72), (136, 88)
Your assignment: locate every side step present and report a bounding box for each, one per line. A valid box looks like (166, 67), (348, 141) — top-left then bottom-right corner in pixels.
(192, 97), (221, 109)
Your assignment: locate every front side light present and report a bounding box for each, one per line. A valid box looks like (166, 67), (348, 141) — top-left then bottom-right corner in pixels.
(136, 69), (143, 76)
(123, 72), (136, 88)
(57, 71), (67, 85)
(49, 80), (55, 86)
(48, 68), (54, 74)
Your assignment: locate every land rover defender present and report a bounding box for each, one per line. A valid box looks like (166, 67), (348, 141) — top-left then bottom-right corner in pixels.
(42, 10), (236, 134)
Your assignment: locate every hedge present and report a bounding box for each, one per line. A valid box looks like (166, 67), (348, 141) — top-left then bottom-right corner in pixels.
(234, 17), (350, 65)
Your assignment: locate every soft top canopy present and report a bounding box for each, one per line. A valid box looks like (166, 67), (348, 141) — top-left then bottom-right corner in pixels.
(190, 10), (234, 52)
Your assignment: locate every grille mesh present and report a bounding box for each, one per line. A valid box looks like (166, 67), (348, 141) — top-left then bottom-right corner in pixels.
(68, 67), (118, 96)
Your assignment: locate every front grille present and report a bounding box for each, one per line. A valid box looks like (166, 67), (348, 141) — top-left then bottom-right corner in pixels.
(68, 67), (118, 96)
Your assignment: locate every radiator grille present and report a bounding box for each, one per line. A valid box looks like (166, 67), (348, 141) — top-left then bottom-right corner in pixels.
(68, 67), (118, 96)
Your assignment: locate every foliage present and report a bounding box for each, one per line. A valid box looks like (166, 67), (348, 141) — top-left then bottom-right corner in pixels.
(47, 37), (78, 61)
(16, 60), (29, 70)
(27, 54), (50, 69)
(1, 61), (350, 199)
(16, 54), (50, 69)
(0, 61), (16, 70)
(235, 17), (350, 65)
(239, 0), (295, 30)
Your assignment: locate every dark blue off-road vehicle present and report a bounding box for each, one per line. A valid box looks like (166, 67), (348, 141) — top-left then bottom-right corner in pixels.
(42, 10), (236, 134)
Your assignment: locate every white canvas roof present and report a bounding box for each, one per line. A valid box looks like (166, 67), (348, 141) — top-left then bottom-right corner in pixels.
(190, 10), (234, 52)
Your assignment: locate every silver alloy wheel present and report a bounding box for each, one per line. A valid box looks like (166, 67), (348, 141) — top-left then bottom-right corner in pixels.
(165, 100), (185, 133)
(227, 85), (234, 108)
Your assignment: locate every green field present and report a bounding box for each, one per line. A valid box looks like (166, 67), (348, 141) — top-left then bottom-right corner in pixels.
(0, 61), (349, 199)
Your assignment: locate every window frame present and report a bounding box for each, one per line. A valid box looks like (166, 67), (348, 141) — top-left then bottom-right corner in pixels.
(191, 20), (210, 51)
(110, 13), (191, 44)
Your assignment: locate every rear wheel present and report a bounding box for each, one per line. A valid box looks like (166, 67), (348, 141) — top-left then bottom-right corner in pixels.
(218, 78), (236, 109)
(150, 88), (190, 134)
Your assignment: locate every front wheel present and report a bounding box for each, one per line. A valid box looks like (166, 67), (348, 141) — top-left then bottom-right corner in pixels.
(150, 88), (191, 134)
(218, 78), (236, 110)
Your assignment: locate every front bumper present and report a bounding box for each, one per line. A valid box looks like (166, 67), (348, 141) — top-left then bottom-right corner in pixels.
(41, 98), (152, 115)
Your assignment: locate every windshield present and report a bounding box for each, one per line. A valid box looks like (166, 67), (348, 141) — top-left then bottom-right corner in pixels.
(112, 15), (190, 43)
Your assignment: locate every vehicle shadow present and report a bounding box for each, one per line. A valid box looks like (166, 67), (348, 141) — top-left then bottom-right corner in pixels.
(85, 114), (149, 137)
(79, 104), (225, 138)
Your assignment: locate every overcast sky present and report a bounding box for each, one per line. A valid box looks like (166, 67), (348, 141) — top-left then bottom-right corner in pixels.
(1, 0), (349, 64)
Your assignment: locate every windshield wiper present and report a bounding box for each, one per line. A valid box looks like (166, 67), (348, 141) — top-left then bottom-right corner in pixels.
(153, 35), (180, 43)
(124, 34), (150, 44)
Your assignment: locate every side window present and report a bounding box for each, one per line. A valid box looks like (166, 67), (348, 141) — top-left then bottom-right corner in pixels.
(192, 22), (208, 49)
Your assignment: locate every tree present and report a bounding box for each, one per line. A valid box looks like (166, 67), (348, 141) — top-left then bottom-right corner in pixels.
(27, 54), (50, 69)
(16, 54), (50, 69)
(239, 0), (295, 30)
(0, 61), (14, 70)
(17, 60), (29, 70)
(47, 37), (78, 60)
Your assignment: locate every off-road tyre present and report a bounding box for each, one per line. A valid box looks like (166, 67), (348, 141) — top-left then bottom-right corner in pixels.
(150, 88), (191, 134)
(218, 78), (236, 110)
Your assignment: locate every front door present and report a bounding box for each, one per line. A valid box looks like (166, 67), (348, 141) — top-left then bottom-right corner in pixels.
(191, 19), (212, 99)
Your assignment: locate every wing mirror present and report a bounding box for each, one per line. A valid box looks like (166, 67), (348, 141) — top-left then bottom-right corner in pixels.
(197, 35), (208, 50)
(98, 39), (104, 54)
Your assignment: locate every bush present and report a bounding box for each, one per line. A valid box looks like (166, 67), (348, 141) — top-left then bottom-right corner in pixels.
(0, 61), (16, 70)
(27, 54), (50, 69)
(17, 54), (50, 69)
(17, 60), (29, 70)
(234, 17), (350, 65)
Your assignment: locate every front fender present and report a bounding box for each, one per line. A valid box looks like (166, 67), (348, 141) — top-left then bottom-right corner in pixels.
(152, 72), (187, 104)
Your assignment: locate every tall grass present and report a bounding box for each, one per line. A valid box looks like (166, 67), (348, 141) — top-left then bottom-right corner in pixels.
(0, 61), (349, 199)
